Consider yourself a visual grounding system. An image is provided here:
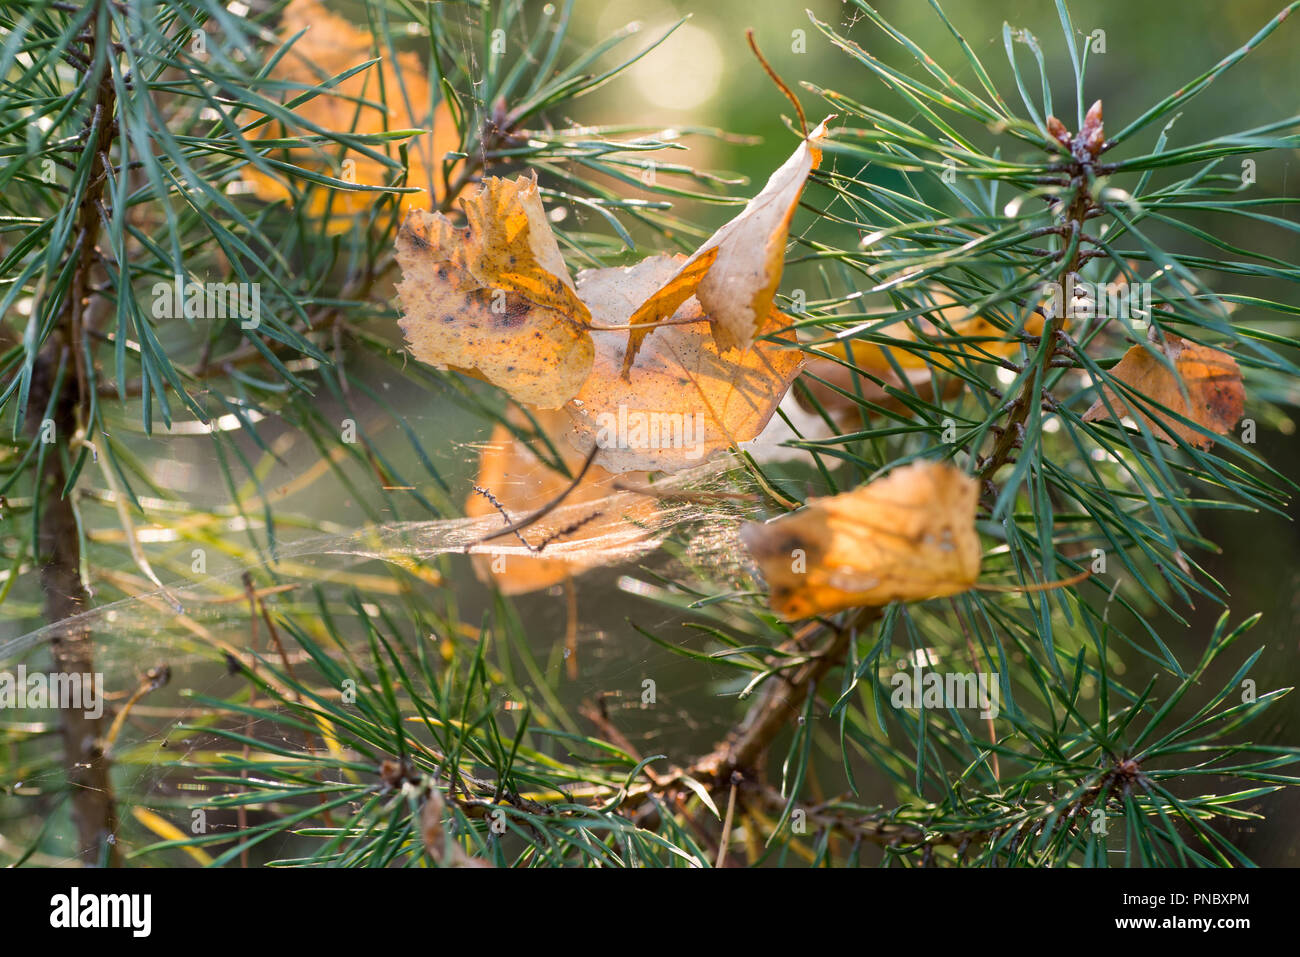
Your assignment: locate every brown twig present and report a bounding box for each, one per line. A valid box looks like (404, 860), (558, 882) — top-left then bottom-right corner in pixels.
(470, 484), (603, 553)
(471, 443), (600, 546)
(579, 696), (646, 769)
(29, 6), (122, 865)
(691, 608), (877, 787)
(978, 108), (1107, 491)
(746, 29), (807, 138)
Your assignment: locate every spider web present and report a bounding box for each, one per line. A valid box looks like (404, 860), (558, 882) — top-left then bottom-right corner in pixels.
(0, 450), (779, 865)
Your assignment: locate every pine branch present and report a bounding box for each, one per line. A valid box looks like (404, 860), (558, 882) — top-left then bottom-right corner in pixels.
(28, 0), (121, 867)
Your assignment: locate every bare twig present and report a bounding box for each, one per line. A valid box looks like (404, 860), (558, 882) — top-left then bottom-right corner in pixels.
(471, 443), (600, 546)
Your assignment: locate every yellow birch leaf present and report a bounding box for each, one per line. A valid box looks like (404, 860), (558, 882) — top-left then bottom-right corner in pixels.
(393, 126), (828, 421)
(566, 255), (806, 472)
(1082, 333), (1245, 450)
(620, 249), (718, 376)
(395, 175), (594, 409)
(245, 0), (460, 232)
(623, 118), (832, 367)
(740, 460), (981, 620)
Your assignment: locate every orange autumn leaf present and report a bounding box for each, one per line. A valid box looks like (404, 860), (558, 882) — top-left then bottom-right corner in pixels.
(821, 294), (1047, 377)
(798, 294), (1043, 423)
(465, 409), (657, 595)
(623, 118), (832, 369)
(1082, 333), (1245, 450)
(619, 249), (718, 376)
(245, 0), (460, 232)
(395, 126), (827, 456)
(395, 175), (595, 409)
(565, 255), (806, 472)
(740, 461), (981, 620)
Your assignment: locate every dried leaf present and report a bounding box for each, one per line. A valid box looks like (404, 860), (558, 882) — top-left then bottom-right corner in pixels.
(799, 295), (1040, 422)
(623, 118), (831, 366)
(823, 294), (1046, 376)
(245, 0), (460, 231)
(419, 783), (492, 867)
(395, 175), (594, 409)
(394, 124), (823, 427)
(565, 255), (806, 472)
(620, 249), (718, 376)
(466, 409), (657, 594)
(1082, 333), (1245, 450)
(740, 461), (981, 619)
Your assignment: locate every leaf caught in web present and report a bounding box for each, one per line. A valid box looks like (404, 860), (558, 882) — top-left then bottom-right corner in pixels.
(740, 460), (981, 619)
(244, 0), (460, 231)
(394, 124), (827, 457)
(395, 175), (595, 409)
(1083, 333), (1245, 450)
(566, 255), (806, 473)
